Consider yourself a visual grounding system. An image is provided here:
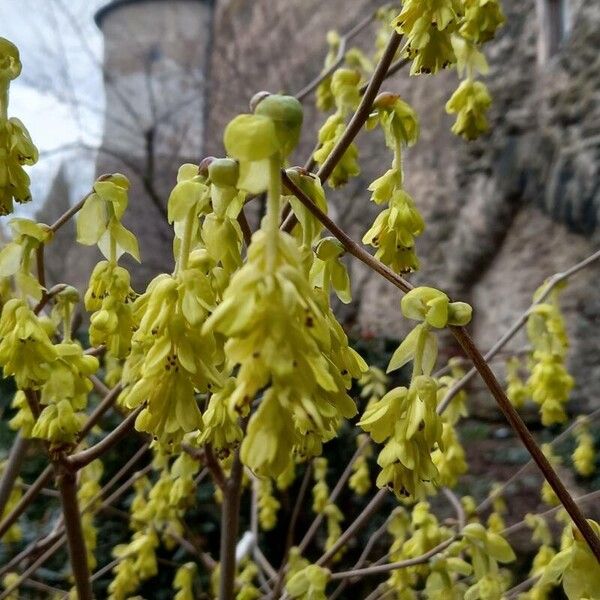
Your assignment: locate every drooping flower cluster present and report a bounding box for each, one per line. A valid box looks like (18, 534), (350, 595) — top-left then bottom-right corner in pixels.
(572, 416), (596, 477)
(204, 229), (364, 476)
(391, 1), (503, 140)
(286, 565), (331, 600)
(0, 219), (52, 300)
(360, 287), (472, 498)
(313, 69), (362, 187)
(363, 93), (424, 273)
(203, 93), (366, 477)
(0, 38), (38, 215)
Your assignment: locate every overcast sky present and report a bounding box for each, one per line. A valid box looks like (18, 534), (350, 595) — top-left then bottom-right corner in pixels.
(0, 0), (108, 215)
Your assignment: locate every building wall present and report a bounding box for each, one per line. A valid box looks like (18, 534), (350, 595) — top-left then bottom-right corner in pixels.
(92, 0), (213, 286)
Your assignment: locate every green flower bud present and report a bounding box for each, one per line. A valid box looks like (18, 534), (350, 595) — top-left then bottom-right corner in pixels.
(208, 157), (239, 188)
(254, 93), (303, 157)
(447, 301), (473, 326)
(314, 237), (344, 261)
(223, 113), (280, 162)
(0, 38), (21, 82)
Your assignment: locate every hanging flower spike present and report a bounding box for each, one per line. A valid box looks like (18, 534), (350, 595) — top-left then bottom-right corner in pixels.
(205, 95), (364, 477)
(202, 158), (245, 273)
(77, 173), (140, 263)
(0, 38), (38, 215)
(392, 0), (458, 75)
(285, 565), (330, 600)
(0, 298), (57, 389)
(173, 562), (196, 600)
(445, 79), (492, 140)
(310, 237), (351, 303)
(364, 94), (426, 273)
(572, 416), (596, 477)
(313, 69), (362, 188)
(459, 0), (506, 44)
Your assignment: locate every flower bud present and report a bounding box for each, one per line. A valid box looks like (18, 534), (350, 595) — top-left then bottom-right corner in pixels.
(0, 38), (21, 82)
(254, 94), (304, 157)
(447, 301), (473, 326)
(249, 90), (271, 112)
(208, 157), (239, 188)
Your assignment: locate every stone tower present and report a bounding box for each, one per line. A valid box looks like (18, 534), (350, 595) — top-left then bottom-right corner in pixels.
(87, 0), (214, 286)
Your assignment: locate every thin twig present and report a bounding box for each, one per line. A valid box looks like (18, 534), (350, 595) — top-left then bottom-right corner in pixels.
(330, 535), (457, 580)
(0, 434), (29, 519)
(56, 468), (93, 600)
(297, 437), (371, 554)
(502, 489), (600, 537)
(0, 536), (66, 600)
(50, 194), (90, 233)
(294, 10), (377, 102)
(478, 404), (600, 513)
(66, 405), (143, 471)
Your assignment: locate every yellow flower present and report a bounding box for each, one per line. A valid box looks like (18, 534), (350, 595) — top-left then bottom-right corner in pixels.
(0, 38), (38, 215)
(286, 565), (330, 600)
(445, 80), (492, 140)
(0, 298), (57, 388)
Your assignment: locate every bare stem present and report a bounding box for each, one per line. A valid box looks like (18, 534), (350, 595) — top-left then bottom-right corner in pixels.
(56, 468), (93, 600)
(67, 405), (142, 471)
(0, 434), (29, 519)
(219, 450), (244, 600)
(50, 194), (91, 233)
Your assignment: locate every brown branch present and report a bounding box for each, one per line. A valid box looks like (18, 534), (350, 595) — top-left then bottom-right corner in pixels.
(66, 405), (143, 471)
(282, 168), (600, 561)
(0, 434), (29, 520)
(478, 404), (600, 513)
(329, 534), (457, 580)
(218, 449), (244, 600)
(203, 444), (227, 491)
(55, 468), (93, 600)
(50, 194), (90, 233)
